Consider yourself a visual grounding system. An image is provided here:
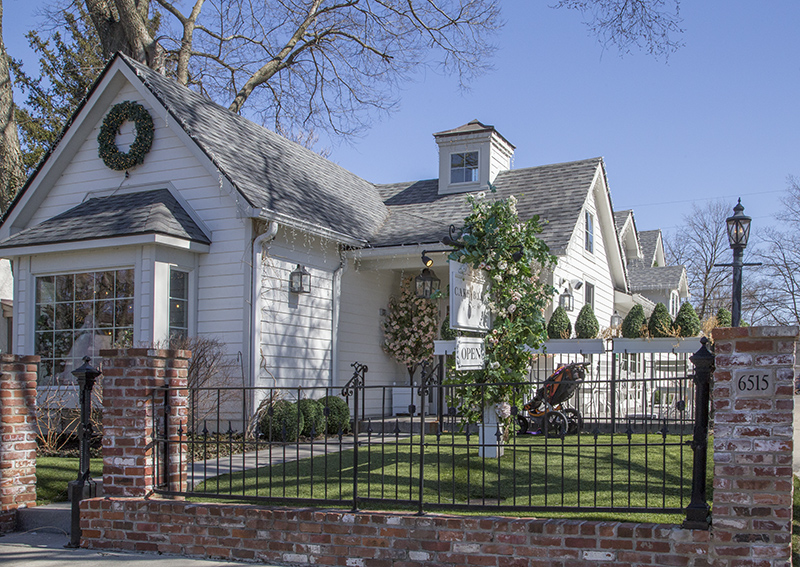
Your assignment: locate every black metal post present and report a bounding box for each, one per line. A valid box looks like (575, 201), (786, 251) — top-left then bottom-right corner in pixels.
(610, 353), (617, 433)
(683, 337), (713, 530)
(66, 357), (101, 549)
(342, 362), (367, 512)
(731, 246), (743, 327)
(417, 379), (427, 516)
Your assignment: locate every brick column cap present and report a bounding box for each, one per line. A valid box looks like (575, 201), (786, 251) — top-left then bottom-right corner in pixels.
(99, 348), (191, 359)
(713, 325), (800, 341)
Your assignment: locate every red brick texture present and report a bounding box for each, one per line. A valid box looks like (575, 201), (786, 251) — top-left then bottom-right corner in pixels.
(80, 499), (713, 567)
(78, 329), (799, 566)
(99, 348), (189, 498)
(711, 325), (799, 567)
(0, 354), (39, 533)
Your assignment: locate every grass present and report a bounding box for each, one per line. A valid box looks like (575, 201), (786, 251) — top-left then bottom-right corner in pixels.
(793, 476), (800, 564)
(192, 432), (700, 523)
(36, 456), (104, 504)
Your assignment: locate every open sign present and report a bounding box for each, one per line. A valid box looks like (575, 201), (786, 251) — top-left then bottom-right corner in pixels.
(455, 336), (485, 370)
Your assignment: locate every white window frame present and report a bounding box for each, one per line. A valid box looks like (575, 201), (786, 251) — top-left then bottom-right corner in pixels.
(585, 211), (594, 254)
(449, 151), (480, 185)
(169, 268), (190, 340)
(584, 281), (595, 310)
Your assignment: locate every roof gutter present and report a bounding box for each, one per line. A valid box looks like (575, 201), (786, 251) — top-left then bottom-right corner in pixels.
(256, 209), (366, 248)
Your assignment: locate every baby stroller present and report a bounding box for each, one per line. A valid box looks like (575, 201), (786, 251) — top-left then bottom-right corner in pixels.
(517, 362), (589, 437)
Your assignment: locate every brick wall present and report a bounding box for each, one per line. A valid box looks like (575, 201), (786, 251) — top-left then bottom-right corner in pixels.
(99, 348), (189, 498)
(710, 326), (797, 567)
(0, 354), (39, 533)
(78, 329), (798, 567)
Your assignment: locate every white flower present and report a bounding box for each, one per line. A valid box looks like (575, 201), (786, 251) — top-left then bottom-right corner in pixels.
(490, 361), (500, 370)
(495, 401), (511, 419)
(476, 192), (486, 200)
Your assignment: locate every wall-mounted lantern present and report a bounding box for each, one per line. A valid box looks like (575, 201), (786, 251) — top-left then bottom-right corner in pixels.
(289, 264), (311, 294)
(610, 311), (623, 329)
(415, 268), (440, 299)
(559, 288), (574, 312)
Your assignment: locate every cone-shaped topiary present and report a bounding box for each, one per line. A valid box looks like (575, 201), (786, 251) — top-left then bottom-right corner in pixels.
(297, 398), (325, 438)
(547, 306), (572, 339)
(716, 307), (732, 327)
(648, 303), (673, 338)
(674, 302), (701, 337)
(621, 305), (646, 338)
(574, 304), (599, 339)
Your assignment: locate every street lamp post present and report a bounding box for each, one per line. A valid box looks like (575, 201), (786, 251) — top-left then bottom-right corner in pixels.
(719, 199), (757, 327)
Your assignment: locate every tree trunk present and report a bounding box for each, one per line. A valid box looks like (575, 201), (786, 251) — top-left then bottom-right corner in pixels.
(0, 0), (24, 212)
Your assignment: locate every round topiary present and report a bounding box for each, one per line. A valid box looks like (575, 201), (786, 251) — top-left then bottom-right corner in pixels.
(574, 304), (599, 339)
(622, 304), (646, 338)
(319, 395), (351, 435)
(648, 303), (673, 338)
(259, 399), (304, 442)
(674, 302), (701, 337)
(547, 306), (572, 339)
(716, 307), (732, 327)
(297, 398), (325, 438)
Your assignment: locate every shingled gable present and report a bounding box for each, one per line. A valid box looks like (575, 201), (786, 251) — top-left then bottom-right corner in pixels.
(1, 54), (388, 246)
(373, 158), (605, 253)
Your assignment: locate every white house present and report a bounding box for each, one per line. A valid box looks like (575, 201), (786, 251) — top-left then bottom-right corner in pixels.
(0, 54), (687, 412)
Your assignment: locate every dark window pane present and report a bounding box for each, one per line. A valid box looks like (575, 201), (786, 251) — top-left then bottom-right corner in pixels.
(75, 302), (94, 329)
(451, 153), (463, 168)
(170, 299), (187, 331)
(116, 328), (133, 347)
(170, 270), (188, 300)
(55, 275), (74, 302)
(53, 331), (74, 358)
(36, 277), (54, 304)
(116, 269), (134, 298)
(35, 332), (54, 357)
(464, 152), (479, 168)
(75, 273), (95, 300)
(115, 299), (134, 327)
(55, 303), (74, 330)
(38, 360), (55, 387)
(96, 300), (114, 327)
(36, 304), (54, 331)
(97, 271), (115, 300)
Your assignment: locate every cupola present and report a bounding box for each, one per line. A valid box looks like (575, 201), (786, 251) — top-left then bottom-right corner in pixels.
(433, 120), (515, 195)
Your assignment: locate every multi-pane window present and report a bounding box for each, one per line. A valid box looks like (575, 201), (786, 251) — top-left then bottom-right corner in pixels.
(450, 152), (479, 184)
(585, 212), (594, 253)
(670, 291), (680, 317)
(169, 269), (189, 340)
(584, 282), (595, 310)
(35, 269), (134, 385)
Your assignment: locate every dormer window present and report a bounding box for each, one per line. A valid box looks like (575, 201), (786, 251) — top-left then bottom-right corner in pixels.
(450, 152), (479, 184)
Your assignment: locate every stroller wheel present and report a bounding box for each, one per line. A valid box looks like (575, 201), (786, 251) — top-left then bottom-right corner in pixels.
(516, 415), (530, 434)
(545, 411), (567, 438)
(562, 408), (583, 435)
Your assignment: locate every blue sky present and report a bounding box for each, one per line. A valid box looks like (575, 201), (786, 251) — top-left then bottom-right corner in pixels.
(5, 1), (799, 237)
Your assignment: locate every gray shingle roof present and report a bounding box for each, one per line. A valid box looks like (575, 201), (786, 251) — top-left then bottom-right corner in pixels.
(614, 210), (632, 233)
(0, 189), (209, 249)
(628, 265), (685, 292)
(121, 55), (387, 243)
(637, 229), (661, 265)
(373, 158), (601, 254)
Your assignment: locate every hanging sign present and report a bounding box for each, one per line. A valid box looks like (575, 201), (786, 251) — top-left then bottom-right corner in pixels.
(455, 336), (485, 370)
(449, 260), (491, 332)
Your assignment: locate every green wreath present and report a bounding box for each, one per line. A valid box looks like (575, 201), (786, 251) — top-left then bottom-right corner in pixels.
(97, 101), (154, 171)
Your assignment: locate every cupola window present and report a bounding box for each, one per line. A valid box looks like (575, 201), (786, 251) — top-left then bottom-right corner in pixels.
(450, 151), (479, 184)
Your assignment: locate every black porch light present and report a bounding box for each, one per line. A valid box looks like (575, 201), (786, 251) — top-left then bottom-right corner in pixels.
(289, 264), (311, 293)
(559, 288), (574, 312)
(415, 268), (440, 299)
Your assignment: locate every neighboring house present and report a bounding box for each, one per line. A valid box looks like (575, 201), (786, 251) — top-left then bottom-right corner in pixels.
(0, 54), (686, 415)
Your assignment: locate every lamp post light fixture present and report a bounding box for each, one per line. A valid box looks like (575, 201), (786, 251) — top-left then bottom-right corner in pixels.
(723, 199), (754, 327)
(415, 268), (441, 299)
(610, 311), (623, 334)
(559, 288), (574, 312)
(289, 264), (311, 293)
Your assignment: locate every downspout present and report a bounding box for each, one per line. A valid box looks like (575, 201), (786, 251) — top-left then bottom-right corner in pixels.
(251, 221), (279, 391)
(330, 255), (346, 391)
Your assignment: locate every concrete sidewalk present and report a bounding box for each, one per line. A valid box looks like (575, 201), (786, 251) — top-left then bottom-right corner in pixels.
(0, 531), (267, 567)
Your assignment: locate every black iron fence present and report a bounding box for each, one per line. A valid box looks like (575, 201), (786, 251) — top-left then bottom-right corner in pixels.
(152, 341), (713, 523)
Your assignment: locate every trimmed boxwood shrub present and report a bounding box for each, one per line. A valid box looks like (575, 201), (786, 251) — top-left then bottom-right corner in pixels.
(622, 304), (646, 338)
(574, 304), (599, 339)
(716, 307), (732, 327)
(319, 395), (351, 435)
(547, 306), (572, 339)
(297, 398), (325, 438)
(260, 399), (303, 442)
(648, 303), (673, 338)
(674, 302), (701, 337)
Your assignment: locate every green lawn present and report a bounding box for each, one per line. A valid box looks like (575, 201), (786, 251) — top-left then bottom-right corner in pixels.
(192, 432), (699, 522)
(36, 456), (104, 504)
(793, 476), (800, 564)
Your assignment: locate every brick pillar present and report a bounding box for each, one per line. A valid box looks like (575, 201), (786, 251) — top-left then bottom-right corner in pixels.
(100, 348), (190, 498)
(711, 326), (798, 567)
(0, 355), (39, 533)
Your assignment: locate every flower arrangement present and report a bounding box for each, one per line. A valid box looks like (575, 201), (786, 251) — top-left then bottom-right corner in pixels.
(381, 276), (440, 383)
(445, 185), (557, 424)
